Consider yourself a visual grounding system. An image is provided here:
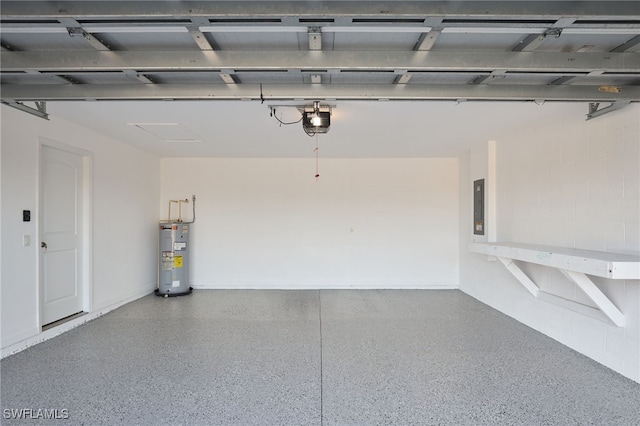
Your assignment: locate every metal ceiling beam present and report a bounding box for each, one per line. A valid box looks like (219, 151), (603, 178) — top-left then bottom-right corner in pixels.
(611, 35), (640, 53)
(512, 17), (575, 53)
(512, 33), (547, 53)
(471, 70), (507, 85)
(511, 29), (562, 53)
(122, 69), (153, 84)
(3, 22), (638, 35)
(189, 29), (215, 51)
(2, 83), (638, 102)
(219, 73), (237, 84)
(3, 50), (638, 74)
(64, 26), (111, 51)
(550, 76), (578, 86)
(188, 18), (217, 51)
(415, 30), (442, 51)
(2, 1), (638, 19)
(58, 17), (111, 51)
(415, 17), (443, 51)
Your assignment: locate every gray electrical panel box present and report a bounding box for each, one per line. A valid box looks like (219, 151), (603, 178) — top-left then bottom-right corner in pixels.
(474, 179), (485, 235)
(157, 222), (192, 296)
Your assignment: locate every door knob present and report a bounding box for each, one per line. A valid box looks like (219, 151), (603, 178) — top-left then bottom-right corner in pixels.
(41, 242), (47, 249)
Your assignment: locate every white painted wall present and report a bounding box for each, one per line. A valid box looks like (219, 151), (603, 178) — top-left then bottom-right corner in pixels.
(469, 140), (497, 243)
(1, 105), (160, 350)
(4, 98), (637, 386)
(161, 158), (459, 289)
(459, 103), (640, 383)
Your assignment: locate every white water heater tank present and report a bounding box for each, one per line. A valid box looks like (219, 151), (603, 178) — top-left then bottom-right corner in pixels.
(157, 222), (192, 296)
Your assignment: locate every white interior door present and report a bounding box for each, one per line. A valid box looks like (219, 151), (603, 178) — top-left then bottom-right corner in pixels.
(40, 145), (84, 325)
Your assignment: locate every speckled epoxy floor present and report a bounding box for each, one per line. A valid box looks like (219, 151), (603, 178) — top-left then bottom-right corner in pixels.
(2, 290), (640, 425)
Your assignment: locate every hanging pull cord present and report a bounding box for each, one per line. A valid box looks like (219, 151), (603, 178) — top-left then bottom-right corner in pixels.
(314, 133), (320, 181)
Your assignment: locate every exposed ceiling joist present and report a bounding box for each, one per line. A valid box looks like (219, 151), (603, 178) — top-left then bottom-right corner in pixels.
(1, 1), (637, 107)
(471, 70), (507, 85)
(189, 29), (215, 51)
(4, 23), (638, 36)
(2, 1), (638, 20)
(122, 69), (153, 84)
(611, 35), (640, 53)
(3, 50), (638, 74)
(511, 28), (563, 53)
(188, 17), (217, 51)
(2, 83), (638, 102)
(56, 17), (112, 52)
(415, 30), (442, 51)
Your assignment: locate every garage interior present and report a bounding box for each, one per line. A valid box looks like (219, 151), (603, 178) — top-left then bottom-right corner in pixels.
(1, 1), (640, 424)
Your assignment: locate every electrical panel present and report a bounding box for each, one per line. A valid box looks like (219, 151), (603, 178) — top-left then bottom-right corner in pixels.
(474, 179), (485, 235)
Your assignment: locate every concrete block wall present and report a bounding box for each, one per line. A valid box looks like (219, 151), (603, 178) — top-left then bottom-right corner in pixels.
(460, 103), (640, 383)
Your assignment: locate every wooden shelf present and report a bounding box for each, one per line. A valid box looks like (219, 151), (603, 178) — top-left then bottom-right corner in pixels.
(468, 242), (640, 327)
(469, 242), (640, 280)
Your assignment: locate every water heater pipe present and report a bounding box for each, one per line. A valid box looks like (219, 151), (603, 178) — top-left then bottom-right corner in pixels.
(177, 199), (189, 222)
(166, 195), (196, 223)
(167, 200), (178, 222)
(185, 195), (196, 224)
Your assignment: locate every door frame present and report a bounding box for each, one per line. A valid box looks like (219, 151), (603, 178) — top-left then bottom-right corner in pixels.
(37, 138), (93, 329)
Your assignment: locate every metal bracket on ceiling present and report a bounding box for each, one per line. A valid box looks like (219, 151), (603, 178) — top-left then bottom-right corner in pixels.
(1, 100), (49, 120)
(543, 28), (563, 39)
(66, 27), (86, 38)
(586, 100), (630, 121)
(308, 27), (322, 51)
(66, 26), (110, 51)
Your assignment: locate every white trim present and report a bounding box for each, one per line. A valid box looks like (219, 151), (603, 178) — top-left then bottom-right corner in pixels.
(82, 154), (93, 314)
(1, 327), (41, 349)
(38, 138), (92, 158)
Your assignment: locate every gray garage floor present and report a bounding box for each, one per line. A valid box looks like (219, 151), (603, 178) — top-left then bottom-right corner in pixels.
(2, 290), (640, 425)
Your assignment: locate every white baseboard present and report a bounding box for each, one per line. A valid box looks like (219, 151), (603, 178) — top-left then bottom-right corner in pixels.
(192, 282), (459, 290)
(1, 327), (41, 350)
(1, 284), (156, 359)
